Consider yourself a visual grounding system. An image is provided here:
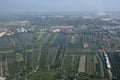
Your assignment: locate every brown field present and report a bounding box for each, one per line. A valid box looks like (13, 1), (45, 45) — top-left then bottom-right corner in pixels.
(78, 55), (86, 73)
(70, 36), (76, 44)
(0, 50), (13, 54)
(83, 42), (89, 48)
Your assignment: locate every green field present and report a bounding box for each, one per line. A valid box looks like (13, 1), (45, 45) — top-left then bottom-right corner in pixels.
(0, 32), (119, 80)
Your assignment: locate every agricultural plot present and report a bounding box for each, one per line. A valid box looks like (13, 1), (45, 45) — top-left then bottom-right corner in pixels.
(39, 33), (52, 45)
(67, 44), (83, 49)
(50, 33), (59, 46)
(5, 53), (23, 78)
(61, 51), (106, 79)
(66, 48), (81, 53)
(47, 47), (57, 65)
(36, 33), (44, 41)
(13, 37), (25, 48)
(46, 33), (55, 45)
(13, 38), (24, 48)
(25, 52), (32, 69)
(0, 32), (115, 80)
(55, 46), (63, 60)
(0, 37), (15, 50)
(15, 53), (23, 62)
(53, 46), (66, 67)
(78, 55), (86, 73)
(83, 42), (89, 48)
(66, 34), (72, 44)
(93, 55), (99, 75)
(69, 35), (83, 49)
(96, 52), (105, 78)
(71, 55), (79, 72)
(71, 35), (76, 44)
(39, 45), (49, 68)
(86, 54), (94, 75)
(8, 61), (23, 78)
(0, 50), (14, 54)
(107, 52), (120, 79)
(54, 33), (67, 46)
(66, 48), (93, 55)
(28, 71), (59, 80)
(88, 41), (98, 49)
(32, 49), (39, 69)
(63, 55), (72, 71)
(83, 34), (97, 49)
(19, 33), (35, 44)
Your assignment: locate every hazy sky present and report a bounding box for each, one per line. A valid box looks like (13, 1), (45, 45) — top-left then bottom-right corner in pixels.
(0, 0), (120, 15)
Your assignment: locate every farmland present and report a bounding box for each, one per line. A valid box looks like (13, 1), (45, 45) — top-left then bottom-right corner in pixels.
(0, 31), (119, 80)
(0, 16), (120, 80)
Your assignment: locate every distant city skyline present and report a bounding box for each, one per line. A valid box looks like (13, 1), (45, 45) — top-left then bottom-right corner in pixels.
(0, 0), (120, 16)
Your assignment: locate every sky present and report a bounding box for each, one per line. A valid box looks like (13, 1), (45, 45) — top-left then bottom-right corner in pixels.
(0, 0), (120, 15)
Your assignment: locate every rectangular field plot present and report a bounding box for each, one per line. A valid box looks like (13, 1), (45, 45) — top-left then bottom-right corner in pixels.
(39, 33), (52, 45)
(93, 55), (99, 74)
(83, 42), (89, 48)
(86, 55), (94, 75)
(107, 52), (120, 79)
(71, 35), (76, 44)
(25, 52), (32, 68)
(8, 62), (23, 77)
(66, 48), (92, 54)
(47, 47), (57, 65)
(32, 49), (39, 68)
(63, 55), (72, 70)
(96, 52), (105, 78)
(67, 44), (83, 49)
(39, 45), (48, 68)
(50, 33), (59, 45)
(19, 33), (35, 44)
(72, 56), (79, 71)
(0, 37), (13, 49)
(54, 33), (67, 46)
(66, 48), (81, 53)
(66, 34), (72, 44)
(78, 55), (86, 73)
